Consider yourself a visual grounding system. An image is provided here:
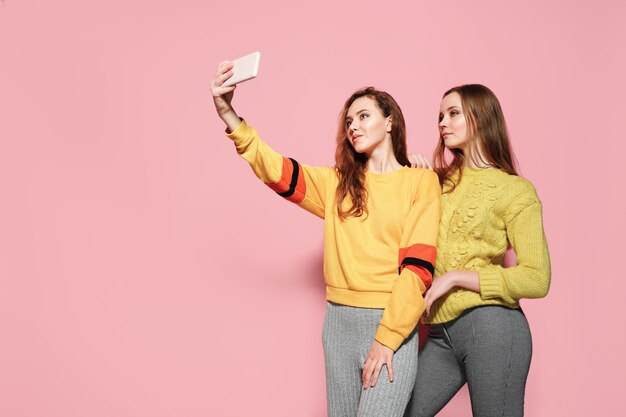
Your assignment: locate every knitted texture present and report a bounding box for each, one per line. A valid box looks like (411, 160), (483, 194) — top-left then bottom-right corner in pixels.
(426, 168), (551, 324)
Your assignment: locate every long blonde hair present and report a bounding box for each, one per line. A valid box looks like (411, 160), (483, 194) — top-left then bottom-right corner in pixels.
(434, 84), (517, 192)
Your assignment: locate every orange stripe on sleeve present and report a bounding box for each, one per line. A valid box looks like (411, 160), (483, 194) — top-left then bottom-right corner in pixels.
(398, 243), (437, 266)
(398, 243), (437, 290)
(267, 157), (307, 204)
(403, 265), (433, 289)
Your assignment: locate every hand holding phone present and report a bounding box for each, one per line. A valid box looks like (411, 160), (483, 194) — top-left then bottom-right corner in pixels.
(222, 51), (261, 87)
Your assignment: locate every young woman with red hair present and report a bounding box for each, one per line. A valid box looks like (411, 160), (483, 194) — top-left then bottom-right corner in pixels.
(210, 61), (441, 417)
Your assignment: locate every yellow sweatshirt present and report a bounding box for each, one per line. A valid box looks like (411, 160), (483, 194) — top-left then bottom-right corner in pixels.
(227, 120), (441, 350)
(426, 167), (551, 324)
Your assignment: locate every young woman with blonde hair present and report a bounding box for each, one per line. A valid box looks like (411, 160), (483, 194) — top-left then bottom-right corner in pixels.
(405, 84), (551, 417)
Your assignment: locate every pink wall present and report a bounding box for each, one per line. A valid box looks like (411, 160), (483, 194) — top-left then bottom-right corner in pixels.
(1, 0), (624, 416)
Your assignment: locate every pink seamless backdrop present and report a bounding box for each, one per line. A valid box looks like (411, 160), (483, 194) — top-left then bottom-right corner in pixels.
(1, 1), (625, 416)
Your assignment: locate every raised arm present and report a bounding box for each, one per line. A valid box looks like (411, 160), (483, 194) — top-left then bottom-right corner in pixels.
(210, 61), (331, 218)
(210, 61), (242, 133)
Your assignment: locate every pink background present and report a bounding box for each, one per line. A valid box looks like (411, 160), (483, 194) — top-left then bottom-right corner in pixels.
(1, 0), (625, 416)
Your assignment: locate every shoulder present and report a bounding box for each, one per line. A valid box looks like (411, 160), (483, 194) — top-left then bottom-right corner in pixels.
(476, 169), (537, 198)
(496, 174), (542, 220)
(400, 168), (441, 199)
(401, 167), (439, 184)
(501, 174), (540, 202)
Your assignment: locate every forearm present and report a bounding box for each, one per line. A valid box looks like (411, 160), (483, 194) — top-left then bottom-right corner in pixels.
(449, 270), (480, 292)
(214, 98), (241, 132)
(477, 263), (550, 301)
(376, 268), (427, 351)
(424, 270), (480, 317)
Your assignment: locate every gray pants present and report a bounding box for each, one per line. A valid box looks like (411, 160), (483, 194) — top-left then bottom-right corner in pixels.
(405, 306), (532, 417)
(322, 302), (419, 417)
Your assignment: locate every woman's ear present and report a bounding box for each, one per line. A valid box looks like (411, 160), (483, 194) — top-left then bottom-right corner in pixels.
(386, 116), (393, 133)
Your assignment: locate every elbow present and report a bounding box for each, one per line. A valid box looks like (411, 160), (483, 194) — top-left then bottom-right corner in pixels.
(539, 274), (551, 298)
(529, 269), (551, 299)
(535, 282), (550, 298)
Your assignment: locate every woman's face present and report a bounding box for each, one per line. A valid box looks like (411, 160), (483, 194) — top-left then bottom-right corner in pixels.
(439, 92), (469, 151)
(345, 96), (391, 155)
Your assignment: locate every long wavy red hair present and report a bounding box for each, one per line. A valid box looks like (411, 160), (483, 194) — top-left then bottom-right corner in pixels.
(433, 84), (518, 193)
(335, 87), (409, 219)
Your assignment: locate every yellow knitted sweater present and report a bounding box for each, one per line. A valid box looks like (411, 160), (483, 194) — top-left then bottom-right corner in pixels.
(426, 168), (551, 324)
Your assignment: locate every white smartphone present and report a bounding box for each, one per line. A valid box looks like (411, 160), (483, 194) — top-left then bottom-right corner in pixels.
(222, 51), (261, 87)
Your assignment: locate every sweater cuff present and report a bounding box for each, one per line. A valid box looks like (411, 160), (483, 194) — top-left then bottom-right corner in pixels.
(225, 118), (247, 138)
(375, 325), (405, 352)
(479, 267), (504, 300)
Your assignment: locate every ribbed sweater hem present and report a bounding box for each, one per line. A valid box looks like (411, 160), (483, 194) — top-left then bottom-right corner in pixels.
(326, 286), (391, 309)
(425, 294), (520, 324)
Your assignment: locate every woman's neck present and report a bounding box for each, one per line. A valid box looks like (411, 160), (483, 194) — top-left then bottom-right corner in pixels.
(465, 159), (492, 169)
(463, 146), (492, 169)
(366, 140), (403, 174)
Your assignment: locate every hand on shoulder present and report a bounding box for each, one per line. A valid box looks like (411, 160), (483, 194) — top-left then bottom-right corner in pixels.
(408, 153), (433, 170)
